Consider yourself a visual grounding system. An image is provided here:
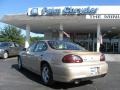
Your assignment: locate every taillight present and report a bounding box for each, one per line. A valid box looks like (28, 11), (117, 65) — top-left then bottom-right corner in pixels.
(100, 53), (105, 61)
(62, 54), (83, 63)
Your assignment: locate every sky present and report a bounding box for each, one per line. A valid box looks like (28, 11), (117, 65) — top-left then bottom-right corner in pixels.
(0, 0), (120, 36)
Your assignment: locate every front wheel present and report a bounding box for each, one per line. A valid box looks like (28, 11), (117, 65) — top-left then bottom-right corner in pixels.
(3, 51), (8, 59)
(41, 63), (54, 86)
(18, 56), (23, 70)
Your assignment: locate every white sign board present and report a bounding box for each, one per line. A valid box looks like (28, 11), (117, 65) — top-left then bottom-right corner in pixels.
(86, 14), (120, 19)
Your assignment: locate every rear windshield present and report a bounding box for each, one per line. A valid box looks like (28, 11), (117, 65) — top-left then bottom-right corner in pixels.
(48, 41), (86, 51)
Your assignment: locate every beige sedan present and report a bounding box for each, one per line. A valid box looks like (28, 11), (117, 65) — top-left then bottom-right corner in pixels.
(18, 40), (108, 85)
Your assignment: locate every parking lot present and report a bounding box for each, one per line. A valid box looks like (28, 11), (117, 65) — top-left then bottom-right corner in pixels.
(0, 56), (120, 90)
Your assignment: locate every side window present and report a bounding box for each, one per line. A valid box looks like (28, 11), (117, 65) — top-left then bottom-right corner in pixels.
(10, 43), (15, 47)
(28, 43), (36, 52)
(34, 42), (47, 52)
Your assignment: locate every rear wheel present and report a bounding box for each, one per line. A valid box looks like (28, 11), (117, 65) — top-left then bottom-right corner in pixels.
(41, 63), (54, 86)
(3, 51), (8, 59)
(18, 56), (23, 70)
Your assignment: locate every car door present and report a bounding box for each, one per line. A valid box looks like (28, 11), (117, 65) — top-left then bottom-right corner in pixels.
(14, 43), (21, 55)
(7, 43), (16, 56)
(29, 41), (48, 74)
(22, 43), (37, 70)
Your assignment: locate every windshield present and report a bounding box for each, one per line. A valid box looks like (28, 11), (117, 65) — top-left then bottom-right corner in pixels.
(48, 41), (86, 51)
(0, 42), (10, 47)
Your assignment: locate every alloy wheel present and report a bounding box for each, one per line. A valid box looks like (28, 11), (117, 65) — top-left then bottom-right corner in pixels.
(42, 66), (49, 83)
(41, 64), (54, 85)
(3, 52), (8, 59)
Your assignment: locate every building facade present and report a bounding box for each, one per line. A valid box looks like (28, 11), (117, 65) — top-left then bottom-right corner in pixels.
(1, 6), (120, 53)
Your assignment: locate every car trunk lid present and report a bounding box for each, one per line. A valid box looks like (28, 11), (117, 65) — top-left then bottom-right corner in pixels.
(63, 50), (101, 62)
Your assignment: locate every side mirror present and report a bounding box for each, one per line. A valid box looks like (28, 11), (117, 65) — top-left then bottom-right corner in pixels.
(22, 48), (27, 51)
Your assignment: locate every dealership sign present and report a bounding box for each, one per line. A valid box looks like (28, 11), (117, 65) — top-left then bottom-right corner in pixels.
(86, 14), (120, 19)
(28, 6), (98, 16)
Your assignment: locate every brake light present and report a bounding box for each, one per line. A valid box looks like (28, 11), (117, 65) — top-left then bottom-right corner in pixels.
(62, 54), (83, 63)
(100, 53), (105, 61)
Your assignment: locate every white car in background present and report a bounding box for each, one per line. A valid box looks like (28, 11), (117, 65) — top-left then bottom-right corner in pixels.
(18, 40), (108, 85)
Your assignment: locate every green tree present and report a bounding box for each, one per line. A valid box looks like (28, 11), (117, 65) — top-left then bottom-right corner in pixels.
(0, 25), (24, 45)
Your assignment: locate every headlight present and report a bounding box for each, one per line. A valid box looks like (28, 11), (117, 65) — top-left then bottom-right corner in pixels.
(0, 49), (4, 52)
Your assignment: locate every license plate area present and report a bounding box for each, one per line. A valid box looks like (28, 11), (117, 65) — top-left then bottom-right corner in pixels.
(90, 67), (99, 76)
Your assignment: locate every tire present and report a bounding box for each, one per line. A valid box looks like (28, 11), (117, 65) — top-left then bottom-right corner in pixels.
(18, 56), (23, 70)
(3, 51), (8, 59)
(41, 63), (54, 86)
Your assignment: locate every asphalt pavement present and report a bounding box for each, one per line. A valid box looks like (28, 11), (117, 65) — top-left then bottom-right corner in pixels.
(0, 56), (120, 90)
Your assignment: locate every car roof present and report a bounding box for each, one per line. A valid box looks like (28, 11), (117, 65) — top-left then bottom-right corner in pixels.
(37, 40), (70, 42)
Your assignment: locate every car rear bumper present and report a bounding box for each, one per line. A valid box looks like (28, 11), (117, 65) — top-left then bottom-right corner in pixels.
(52, 62), (108, 82)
